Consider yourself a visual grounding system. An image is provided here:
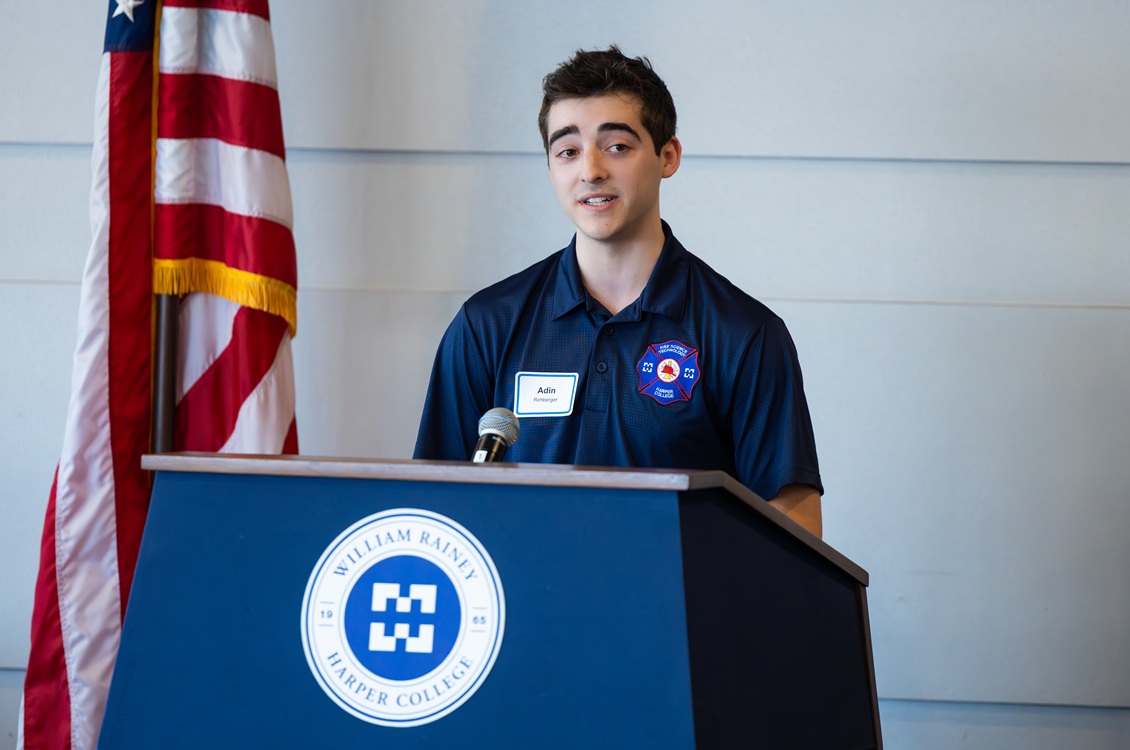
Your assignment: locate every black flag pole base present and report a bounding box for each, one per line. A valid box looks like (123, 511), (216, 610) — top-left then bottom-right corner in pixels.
(151, 293), (179, 454)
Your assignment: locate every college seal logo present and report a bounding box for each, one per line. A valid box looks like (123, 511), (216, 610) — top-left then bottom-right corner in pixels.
(301, 508), (505, 727)
(636, 340), (701, 405)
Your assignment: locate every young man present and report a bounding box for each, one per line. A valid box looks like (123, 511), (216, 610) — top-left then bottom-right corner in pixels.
(414, 47), (823, 537)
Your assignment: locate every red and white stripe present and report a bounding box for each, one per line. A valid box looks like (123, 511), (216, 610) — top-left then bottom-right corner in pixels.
(176, 293), (296, 453)
(21, 44), (155, 750)
(21, 2), (296, 747)
(157, 1), (298, 455)
(155, 1), (297, 287)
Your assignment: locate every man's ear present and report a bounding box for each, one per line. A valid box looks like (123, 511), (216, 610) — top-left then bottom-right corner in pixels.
(660, 136), (682, 179)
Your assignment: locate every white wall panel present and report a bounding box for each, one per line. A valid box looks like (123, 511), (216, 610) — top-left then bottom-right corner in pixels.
(291, 289), (466, 460)
(878, 699), (1130, 750)
(288, 149), (570, 294)
(0, 0), (104, 144)
(286, 148), (1130, 306)
(666, 158), (1130, 306)
(0, 145), (92, 282)
(9, 2), (1130, 165)
(268, 0), (1130, 162)
(776, 300), (1130, 706)
(0, 284), (80, 668)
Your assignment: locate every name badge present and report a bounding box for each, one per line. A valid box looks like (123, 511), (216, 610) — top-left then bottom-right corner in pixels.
(514, 372), (578, 417)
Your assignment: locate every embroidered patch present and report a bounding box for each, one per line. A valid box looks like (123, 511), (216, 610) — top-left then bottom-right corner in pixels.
(636, 340), (701, 405)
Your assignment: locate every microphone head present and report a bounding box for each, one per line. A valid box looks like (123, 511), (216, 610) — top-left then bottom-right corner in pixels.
(478, 407), (520, 447)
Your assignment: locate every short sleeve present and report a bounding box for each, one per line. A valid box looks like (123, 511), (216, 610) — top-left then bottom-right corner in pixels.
(729, 316), (823, 499)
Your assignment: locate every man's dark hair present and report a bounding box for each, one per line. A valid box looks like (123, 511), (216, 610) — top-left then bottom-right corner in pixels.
(538, 45), (677, 156)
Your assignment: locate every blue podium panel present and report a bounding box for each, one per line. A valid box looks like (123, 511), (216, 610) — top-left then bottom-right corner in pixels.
(679, 490), (878, 749)
(100, 469), (697, 748)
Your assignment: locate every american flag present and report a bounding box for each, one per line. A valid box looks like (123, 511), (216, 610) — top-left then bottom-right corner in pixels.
(20, 1), (297, 747)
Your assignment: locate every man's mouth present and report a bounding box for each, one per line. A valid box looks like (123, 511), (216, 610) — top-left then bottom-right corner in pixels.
(583, 196), (614, 205)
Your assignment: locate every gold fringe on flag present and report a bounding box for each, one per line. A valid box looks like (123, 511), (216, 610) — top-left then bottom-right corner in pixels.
(153, 258), (297, 336)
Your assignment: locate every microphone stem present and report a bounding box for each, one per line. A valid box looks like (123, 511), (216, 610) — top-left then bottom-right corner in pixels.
(472, 433), (509, 463)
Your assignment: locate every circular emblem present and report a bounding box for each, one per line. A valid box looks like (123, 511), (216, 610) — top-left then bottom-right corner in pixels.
(301, 509), (505, 727)
(656, 358), (681, 383)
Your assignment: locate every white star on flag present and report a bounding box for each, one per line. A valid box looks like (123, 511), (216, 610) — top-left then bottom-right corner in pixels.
(113, 0), (145, 22)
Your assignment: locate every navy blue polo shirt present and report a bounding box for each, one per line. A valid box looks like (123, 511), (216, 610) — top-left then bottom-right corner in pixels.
(413, 223), (822, 500)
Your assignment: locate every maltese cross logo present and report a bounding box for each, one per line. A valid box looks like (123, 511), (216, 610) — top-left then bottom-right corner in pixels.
(636, 340), (700, 405)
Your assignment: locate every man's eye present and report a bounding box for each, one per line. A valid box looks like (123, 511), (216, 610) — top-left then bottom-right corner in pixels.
(609, 143), (629, 153)
(557, 148), (577, 158)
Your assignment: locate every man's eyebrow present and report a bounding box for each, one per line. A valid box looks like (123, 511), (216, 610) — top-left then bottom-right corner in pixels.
(548, 122), (643, 149)
(598, 122), (642, 140)
(548, 125), (579, 148)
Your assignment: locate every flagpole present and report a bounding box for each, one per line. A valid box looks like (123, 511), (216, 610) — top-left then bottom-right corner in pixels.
(151, 293), (178, 452)
(149, 0), (174, 456)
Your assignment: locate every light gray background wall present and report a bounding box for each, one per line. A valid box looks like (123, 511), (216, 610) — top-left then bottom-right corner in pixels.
(2, 1), (1128, 747)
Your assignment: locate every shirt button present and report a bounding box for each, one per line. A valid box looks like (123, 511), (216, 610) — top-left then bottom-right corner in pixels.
(596, 361), (608, 373)
(603, 326), (614, 336)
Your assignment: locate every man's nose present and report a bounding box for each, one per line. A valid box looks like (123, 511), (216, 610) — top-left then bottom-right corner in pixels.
(581, 149), (607, 183)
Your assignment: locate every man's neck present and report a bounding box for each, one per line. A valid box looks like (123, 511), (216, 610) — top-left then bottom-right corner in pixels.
(575, 223), (666, 316)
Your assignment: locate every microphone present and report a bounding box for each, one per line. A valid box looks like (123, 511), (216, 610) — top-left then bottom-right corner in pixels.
(472, 407), (520, 463)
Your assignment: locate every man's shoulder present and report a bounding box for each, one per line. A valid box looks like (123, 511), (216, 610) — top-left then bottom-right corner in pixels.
(676, 241), (781, 327)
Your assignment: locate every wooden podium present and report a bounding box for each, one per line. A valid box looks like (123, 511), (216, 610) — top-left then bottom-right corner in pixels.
(99, 454), (881, 749)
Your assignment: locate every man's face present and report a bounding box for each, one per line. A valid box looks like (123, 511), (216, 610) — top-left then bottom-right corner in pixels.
(544, 94), (680, 249)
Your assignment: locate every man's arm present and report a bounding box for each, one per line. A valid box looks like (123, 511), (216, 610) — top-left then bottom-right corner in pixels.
(767, 483), (823, 538)
(728, 317), (824, 536)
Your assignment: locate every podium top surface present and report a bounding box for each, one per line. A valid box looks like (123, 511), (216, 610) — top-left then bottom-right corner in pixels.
(141, 452), (868, 585)
(143, 452), (738, 491)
